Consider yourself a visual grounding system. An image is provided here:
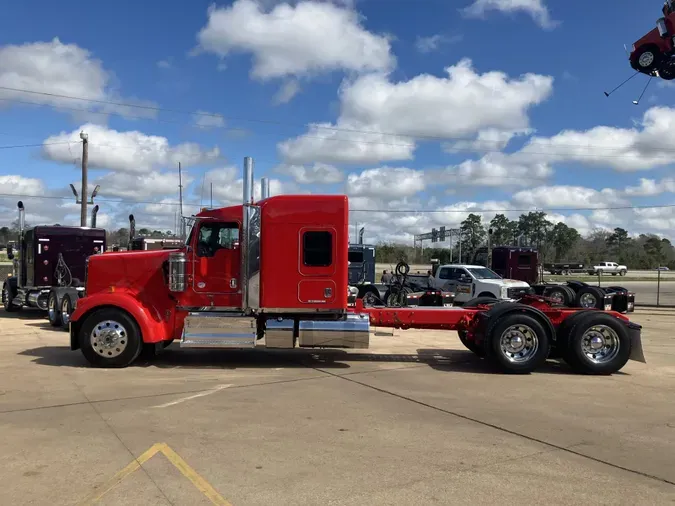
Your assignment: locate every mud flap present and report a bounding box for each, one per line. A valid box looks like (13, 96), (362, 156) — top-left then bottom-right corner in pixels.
(627, 323), (646, 363)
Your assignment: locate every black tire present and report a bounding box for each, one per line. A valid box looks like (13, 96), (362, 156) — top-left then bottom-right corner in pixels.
(573, 286), (606, 309)
(60, 294), (75, 331)
(2, 281), (20, 312)
(47, 290), (62, 327)
(458, 330), (485, 357)
(78, 308), (143, 368)
(485, 313), (550, 374)
(543, 285), (575, 306)
(561, 312), (632, 375)
(634, 45), (662, 73)
(619, 270), (627, 277)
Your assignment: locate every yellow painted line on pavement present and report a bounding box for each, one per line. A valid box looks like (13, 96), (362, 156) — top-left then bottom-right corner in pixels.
(161, 444), (233, 506)
(77, 442), (232, 506)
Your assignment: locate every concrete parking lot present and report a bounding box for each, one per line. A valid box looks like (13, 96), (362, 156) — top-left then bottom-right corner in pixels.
(1, 309), (675, 505)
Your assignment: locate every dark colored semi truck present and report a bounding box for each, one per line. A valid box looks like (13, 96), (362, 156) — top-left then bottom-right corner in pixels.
(2, 201), (107, 328)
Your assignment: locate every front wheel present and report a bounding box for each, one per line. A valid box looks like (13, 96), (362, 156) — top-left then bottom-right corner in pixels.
(3, 283), (20, 312)
(634, 46), (661, 73)
(485, 313), (550, 374)
(78, 308), (143, 368)
(619, 270), (626, 277)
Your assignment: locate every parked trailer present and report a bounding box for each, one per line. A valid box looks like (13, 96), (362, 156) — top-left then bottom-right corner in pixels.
(1, 201), (106, 329)
(66, 157), (645, 375)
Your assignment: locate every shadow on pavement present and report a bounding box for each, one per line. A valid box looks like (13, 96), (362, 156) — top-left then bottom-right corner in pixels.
(17, 344), (583, 375)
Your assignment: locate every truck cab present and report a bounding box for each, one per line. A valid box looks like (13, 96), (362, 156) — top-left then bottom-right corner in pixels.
(429, 264), (533, 304)
(473, 246), (539, 284)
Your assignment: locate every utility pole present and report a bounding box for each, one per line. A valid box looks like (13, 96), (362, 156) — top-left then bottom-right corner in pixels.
(80, 131), (88, 227)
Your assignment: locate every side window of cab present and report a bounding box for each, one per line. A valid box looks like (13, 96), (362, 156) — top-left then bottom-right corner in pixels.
(196, 222), (240, 257)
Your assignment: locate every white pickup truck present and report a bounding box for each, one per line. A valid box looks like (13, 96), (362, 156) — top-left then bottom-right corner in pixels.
(429, 264), (533, 304)
(588, 261), (628, 276)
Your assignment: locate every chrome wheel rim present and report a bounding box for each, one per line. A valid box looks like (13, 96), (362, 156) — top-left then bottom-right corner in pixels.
(639, 52), (654, 67)
(48, 295), (56, 321)
(579, 292), (597, 308)
(3, 286), (9, 305)
(499, 324), (539, 363)
(581, 325), (620, 364)
(90, 320), (128, 358)
(61, 298), (71, 326)
(549, 291), (564, 304)
(363, 292), (377, 306)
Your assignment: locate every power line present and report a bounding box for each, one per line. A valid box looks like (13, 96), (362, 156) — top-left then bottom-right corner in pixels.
(0, 84), (672, 156)
(0, 191), (673, 214)
(0, 141), (77, 150)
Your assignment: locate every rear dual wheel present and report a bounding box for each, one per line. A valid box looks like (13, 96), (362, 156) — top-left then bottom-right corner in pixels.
(485, 313), (550, 374)
(558, 312), (631, 375)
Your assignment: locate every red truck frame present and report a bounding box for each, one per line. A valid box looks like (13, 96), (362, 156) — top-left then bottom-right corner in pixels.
(67, 158), (646, 375)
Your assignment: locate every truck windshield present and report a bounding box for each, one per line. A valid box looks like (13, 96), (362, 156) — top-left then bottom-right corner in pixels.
(467, 267), (502, 280)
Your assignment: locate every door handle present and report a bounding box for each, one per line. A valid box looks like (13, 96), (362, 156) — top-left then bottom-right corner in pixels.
(230, 278), (237, 289)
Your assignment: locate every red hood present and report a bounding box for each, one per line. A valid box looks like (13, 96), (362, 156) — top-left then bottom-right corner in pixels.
(87, 249), (173, 296)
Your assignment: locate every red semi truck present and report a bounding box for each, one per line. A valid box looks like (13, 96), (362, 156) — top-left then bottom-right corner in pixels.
(629, 0), (675, 79)
(67, 158), (645, 375)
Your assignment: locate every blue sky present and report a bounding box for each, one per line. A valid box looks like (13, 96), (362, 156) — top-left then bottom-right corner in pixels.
(0, 0), (674, 243)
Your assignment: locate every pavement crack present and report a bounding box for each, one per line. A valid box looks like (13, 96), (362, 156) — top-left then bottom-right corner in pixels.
(308, 365), (675, 488)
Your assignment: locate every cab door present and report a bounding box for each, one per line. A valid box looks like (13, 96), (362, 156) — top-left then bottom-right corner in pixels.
(192, 221), (241, 300)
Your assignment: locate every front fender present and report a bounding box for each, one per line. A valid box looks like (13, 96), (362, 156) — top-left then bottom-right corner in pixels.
(69, 292), (172, 350)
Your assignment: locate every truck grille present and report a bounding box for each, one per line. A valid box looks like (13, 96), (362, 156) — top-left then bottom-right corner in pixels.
(507, 287), (534, 299)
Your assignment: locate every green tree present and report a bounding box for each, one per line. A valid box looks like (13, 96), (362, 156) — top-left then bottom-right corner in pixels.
(489, 214), (516, 246)
(460, 213), (486, 263)
(550, 222), (581, 261)
(517, 211), (552, 249)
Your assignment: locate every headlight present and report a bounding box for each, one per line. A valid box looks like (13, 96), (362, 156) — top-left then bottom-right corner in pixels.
(500, 286), (508, 298)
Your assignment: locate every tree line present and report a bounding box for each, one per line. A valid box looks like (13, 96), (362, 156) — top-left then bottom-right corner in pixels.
(375, 211), (675, 270)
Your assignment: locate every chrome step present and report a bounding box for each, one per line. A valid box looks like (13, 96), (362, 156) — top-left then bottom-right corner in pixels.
(180, 312), (256, 349)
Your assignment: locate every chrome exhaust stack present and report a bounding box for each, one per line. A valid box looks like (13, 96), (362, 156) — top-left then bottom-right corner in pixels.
(15, 201), (24, 287)
(128, 214), (135, 246)
(91, 205), (99, 228)
(241, 157), (260, 312)
(260, 177), (270, 200)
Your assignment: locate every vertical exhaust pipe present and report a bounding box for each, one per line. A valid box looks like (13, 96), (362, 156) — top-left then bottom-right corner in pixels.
(241, 157), (254, 310)
(16, 201), (24, 287)
(128, 214), (136, 247)
(91, 205), (99, 228)
(260, 177), (270, 200)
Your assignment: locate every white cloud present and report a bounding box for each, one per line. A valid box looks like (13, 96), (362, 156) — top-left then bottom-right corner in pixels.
(624, 177), (675, 197)
(462, 0), (558, 30)
(415, 34), (462, 53)
(279, 58), (553, 165)
(513, 107), (675, 172)
(204, 166), (298, 206)
(436, 151), (553, 188)
(512, 185), (626, 209)
(195, 0), (395, 80)
(93, 171), (192, 200)
(42, 123), (221, 173)
(276, 163), (344, 184)
(346, 167), (426, 199)
(193, 110), (225, 129)
(0, 38), (157, 121)
(273, 80), (301, 105)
